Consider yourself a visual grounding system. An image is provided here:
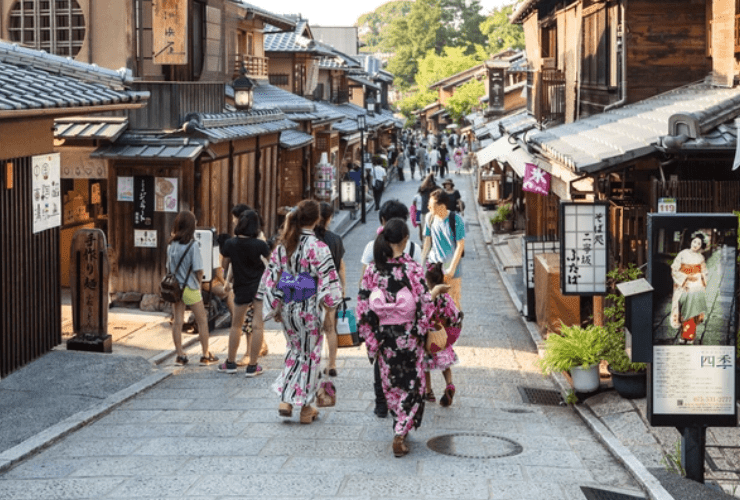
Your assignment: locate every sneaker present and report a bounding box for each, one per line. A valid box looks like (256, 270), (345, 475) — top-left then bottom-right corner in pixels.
(175, 355), (188, 366)
(199, 353), (219, 366)
(245, 364), (264, 377)
(217, 361), (237, 374)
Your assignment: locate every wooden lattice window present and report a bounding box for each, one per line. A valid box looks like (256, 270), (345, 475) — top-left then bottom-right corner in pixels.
(8, 0), (86, 57)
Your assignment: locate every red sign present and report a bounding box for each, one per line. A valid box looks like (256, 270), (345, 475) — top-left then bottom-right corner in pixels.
(523, 163), (550, 196)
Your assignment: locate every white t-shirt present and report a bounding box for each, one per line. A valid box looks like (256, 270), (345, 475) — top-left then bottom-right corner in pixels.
(372, 165), (386, 184)
(361, 237), (423, 266)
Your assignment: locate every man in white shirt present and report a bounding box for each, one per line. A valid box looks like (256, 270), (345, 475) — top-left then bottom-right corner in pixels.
(358, 199), (423, 419)
(428, 147), (441, 175)
(371, 160), (386, 210)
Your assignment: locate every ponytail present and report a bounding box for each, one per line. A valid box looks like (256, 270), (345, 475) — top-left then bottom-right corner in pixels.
(373, 218), (409, 271)
(279, 199), (320, 259)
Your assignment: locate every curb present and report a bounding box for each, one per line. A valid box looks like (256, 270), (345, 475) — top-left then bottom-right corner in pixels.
(467, 173), (672, 500)
(0, 369), (172, 473)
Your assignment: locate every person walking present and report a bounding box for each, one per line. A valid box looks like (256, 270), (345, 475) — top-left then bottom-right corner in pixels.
(315, 202), (346, 376)
(421, 263), (463, 406)
(428, 147), (440, 176)
(422, 189), (465, 310)
(257, 200), (343, 424)
(441, 178), (464, 215)
(357, 218), (436, 457)
(167, 210), (219, 366)
(407, 142), (417, 180)
(438, 141), (449, 179)
(452, 146), (465, 175)
(218, 210), (270, 375)
(416, 174), (438, 242)
(359, 200), (424, 419)
(371, 159), (387, 210)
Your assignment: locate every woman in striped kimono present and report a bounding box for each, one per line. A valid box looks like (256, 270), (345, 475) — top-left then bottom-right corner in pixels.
(257, 200), (343, 424)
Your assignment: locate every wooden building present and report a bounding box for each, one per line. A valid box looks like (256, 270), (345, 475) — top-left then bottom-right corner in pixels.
(0, 42), (148, 377)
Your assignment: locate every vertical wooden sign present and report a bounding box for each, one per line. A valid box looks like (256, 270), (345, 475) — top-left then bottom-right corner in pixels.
(152, 0), (188, 65)
(711, 0), (734, 87)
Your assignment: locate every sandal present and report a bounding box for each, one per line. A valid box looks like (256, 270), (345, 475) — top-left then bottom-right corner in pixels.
(300, 405), (319, 424)
(424, 389), (436, 403)
(440, 384), (456, 407)
(392, 435), (409, 457)
(279, 402), (293, 418)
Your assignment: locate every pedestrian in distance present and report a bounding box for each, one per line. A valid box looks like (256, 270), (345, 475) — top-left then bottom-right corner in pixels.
(257, 200), (343, 424)
(428, 146), (440, 176)
(406, 142), (417, 180)
(167, 210), (219, 366)
(441, 178), (464, 216)
(422, 189), (465, 310)
(422, 263), (462, 406)
(416, 173), (438, 242)
(438, 141), (449, 179)
(315, 202), (346, 377)
(357, 218), (441, 457)
(218, 210), (270, 375)
(371, 158), (387, 210)
(359, 200), (424, 419)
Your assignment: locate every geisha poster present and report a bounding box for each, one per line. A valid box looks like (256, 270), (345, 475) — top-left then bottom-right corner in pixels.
(647, 214), (739, 427)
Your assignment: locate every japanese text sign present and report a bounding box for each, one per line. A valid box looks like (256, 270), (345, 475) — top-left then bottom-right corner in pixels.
(559, 202), (608, 295)
(32, 153), (61, 234)
(152, 0), (188, 65)
(522, 163), (550, 196)
(133, 176), (154, 229)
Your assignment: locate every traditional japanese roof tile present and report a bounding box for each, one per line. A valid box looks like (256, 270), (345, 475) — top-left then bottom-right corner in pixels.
(0, 41), (148, 117)
(231, 1), (296, 31)
(91, 134), (207, 160)
(280, 129), (314, 149)
(264, 20), (333, 56)
(347, 73), (381, 91)
(182, 109), (298, 142)
(252, 83), (343, 124)
(528, 83), (740, 173)
(54, 117), (128, 141)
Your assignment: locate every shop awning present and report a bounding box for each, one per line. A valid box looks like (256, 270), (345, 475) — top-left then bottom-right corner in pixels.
(54, 117), (128, 142)
(91, 136), (208, 161)
(475, 136), (518, 168)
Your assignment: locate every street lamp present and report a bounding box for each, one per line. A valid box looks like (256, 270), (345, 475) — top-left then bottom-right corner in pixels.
(357, 114), (367, 223)
(233, 67), (255, 111)
(366, 94), (376, 116)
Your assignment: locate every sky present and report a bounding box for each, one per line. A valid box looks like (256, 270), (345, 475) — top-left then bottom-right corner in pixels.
(258, 0), (515, 27)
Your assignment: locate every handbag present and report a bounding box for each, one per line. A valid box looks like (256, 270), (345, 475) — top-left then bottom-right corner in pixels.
(160, 241), (194, 303)
(426, 323), (448, 354)
(336, 298), (361, 348)
(316, 380), (336, 407)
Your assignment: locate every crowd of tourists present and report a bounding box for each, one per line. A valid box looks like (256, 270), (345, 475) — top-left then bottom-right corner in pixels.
(164, 129), (467, 457)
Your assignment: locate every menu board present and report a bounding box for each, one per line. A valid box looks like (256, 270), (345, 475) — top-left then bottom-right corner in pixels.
(560, 202), (608, 295)
(32, 153), (62, 234)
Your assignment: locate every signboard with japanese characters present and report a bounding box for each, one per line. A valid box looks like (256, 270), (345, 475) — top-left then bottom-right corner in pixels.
(487, 66), (505, 115)
(559, 202), (608, 295)
(647, 214), (739, 427)
(32, 153), (62, 234)
(133, 176), (154, 231)
(522, 163), (551, 196)
(152, 0), (188, 65)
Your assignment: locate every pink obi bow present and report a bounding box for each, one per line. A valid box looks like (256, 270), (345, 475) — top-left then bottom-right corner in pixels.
(369, 287), (416, 325)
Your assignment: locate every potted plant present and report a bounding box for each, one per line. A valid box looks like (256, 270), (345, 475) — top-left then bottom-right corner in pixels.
(491, 203), (513, 232)
(603, 265), (648, 399)
(539, 323), (607, 393)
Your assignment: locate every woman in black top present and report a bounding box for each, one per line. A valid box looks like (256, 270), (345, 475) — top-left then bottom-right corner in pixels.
(218, 210), (271, 375)
(315, 202), (346, 376)
(416, 173), (438, 242)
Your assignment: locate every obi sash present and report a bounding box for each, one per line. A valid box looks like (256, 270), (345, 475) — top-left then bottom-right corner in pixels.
(680, 263), (701, 275)
(369, 287), (416, 326)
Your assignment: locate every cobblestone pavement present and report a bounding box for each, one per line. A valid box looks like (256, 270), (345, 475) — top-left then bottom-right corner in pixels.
(0, 166), (646, 499)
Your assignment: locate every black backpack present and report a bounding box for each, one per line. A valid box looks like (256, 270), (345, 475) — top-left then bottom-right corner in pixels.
(448, 213), (465, 258)
(160, 241), (194, 303)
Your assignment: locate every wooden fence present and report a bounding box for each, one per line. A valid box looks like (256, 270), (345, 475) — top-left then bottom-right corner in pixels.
(1, 156), (61, 378)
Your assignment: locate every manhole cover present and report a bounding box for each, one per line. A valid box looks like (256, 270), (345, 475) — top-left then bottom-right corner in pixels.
(518, 386), (564, 406)
(580, 486), (647, 500)
(426, 432), (523, 459)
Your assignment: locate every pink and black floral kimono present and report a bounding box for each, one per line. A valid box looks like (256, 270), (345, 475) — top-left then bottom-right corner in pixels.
(423, 292), (463, 372)
(258, 229), (342, 408)
(357, 254), (435, 437)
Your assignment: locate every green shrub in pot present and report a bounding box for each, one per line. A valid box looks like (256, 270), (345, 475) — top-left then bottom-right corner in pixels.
(539, 323), (607, 374)
(602, 264), (647, 374)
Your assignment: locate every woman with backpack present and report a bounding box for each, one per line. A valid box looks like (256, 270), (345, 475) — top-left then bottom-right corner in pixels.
(166, 210), (219, 366)
(257, 200), (343, 424)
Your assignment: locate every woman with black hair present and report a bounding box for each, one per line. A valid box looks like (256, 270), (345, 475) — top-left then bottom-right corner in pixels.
(218, 210), (271, 374)
(258, 200), (343, 423)
(357, 218), (437, 457)
(670, 233), (709, 344)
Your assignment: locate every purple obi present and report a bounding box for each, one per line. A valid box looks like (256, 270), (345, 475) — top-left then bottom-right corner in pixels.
(369, 287), (416, 325)
(277, 271), (317, 303)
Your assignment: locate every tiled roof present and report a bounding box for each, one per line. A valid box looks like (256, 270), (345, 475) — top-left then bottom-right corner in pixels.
(529, 83), (740, 173)
(280, 129), (314, 149)
(312, 101), (348, 122)
(347, 73), (381, 91)
(182, 109), (298, 142)
(499, 110), (536, 137)
(264, 20), (333, 56)
(231, 2), (296, 31)
(333, 103), (393, 130)
(92, 135), (207, 160)
(252, 83), (343, 123)
(0, 41), (149, 115)
(666, 120), (738, 151)
(54, 117), (128, 141)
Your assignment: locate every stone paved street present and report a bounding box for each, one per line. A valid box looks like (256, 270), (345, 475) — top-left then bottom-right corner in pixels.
(0, 166), (645, 499)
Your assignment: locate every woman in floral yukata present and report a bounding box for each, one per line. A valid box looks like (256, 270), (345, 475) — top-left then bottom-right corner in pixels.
(357, 218), (439, 457)
(257, 200), (342, 424)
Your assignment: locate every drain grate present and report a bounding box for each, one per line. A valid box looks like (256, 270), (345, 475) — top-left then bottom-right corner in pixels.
(502, 408), (534, 414)
(427, 432), (523, 459)
(518, 386), (564, 406)
(580, 486), (647, 500)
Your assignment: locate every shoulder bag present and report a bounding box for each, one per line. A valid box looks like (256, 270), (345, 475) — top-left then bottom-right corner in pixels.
(160, 241), (194, 303)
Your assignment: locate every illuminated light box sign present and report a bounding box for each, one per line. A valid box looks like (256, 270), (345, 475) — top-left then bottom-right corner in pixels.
(647, 214), (739, 428)
(559, 202), (608, 296)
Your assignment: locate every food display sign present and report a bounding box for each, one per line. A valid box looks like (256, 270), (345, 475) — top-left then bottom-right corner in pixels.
(559, 202), (608, 295)
(155, 177), (178, 212)
(647, 214), (739, 427)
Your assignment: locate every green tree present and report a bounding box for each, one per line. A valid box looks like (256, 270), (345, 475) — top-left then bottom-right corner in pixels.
(357, 1), (413, 53)
(386, 0), (443, 88)
(445, 78), (485, 123)
(480, 2), (525, 54)
(439, 0), (487, 52)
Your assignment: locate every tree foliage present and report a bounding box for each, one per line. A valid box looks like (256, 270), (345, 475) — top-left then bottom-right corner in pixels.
(357, 1), (413, 53)
(445, 79), (485, 123)
(438, 0), (487, 52)
(480, 2), (525, 54)
(386, 0), (442, 88)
